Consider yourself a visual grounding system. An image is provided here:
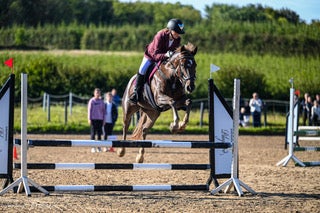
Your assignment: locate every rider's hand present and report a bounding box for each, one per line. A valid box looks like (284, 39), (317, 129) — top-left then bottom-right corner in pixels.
(165, 51), (173, 58)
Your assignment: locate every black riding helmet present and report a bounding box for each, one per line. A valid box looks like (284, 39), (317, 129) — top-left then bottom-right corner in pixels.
(167, 19), (185, 34)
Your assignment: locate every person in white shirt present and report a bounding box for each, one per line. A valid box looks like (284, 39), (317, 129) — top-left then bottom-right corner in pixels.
(103, 92), (118, 152)
(249, 92), (263, 127)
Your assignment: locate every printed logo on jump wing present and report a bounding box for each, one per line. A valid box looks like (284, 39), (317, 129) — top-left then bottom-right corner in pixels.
(0, 127), (4, 138)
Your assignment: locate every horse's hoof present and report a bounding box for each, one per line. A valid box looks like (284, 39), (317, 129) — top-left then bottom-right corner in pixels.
(170, 122), (179, 133)
(136, 154), (144, 163)
(117, 148), (126, 157)
(178, 122), (186, 132)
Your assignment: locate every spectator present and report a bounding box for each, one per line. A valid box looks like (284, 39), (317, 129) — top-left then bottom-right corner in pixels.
(311, 100), (320, 126)
(239, 101), (250, 127)
(88, 88), (105, 153)
(315, 93), (320, 105)
(306, 96), (313, 126)
(103, 92), (118, 152)
(301, 93), (312, 126)
(239, 107), (248, 127)
(249, 92), (263, 127)
(111, 88), (121, 107)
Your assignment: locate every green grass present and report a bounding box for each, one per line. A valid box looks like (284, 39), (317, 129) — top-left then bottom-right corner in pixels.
(13, 105), (287, 135)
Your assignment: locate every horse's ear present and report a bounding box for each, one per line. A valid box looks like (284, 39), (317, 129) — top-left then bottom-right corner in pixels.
(180, 44), (186, 52)
(184, 42), (197, 55)
(191, 46), (198, 56)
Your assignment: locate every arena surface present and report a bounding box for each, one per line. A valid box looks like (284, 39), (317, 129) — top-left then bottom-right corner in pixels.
(1, 134), (319, 212)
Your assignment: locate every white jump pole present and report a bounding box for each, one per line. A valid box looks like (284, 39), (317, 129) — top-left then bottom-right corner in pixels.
(0, 73), (49, 196)
(276, 78), (305, 167)
(211, 79), (256, 196)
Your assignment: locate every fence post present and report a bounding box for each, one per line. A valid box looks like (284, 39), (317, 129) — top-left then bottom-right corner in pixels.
(199, 102), (204, 127)
(47, 94), (50, 122)
(69, 92), (72, 115)
(263, 102), (267, 127)
(64, 98), (68, 125)
(43, 92), (47, 111)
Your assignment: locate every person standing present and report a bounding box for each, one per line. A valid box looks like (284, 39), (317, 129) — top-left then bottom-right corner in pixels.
(111, 88), (121, 107)
(103, 92), (118, 152)
(129, 18), (185, 103)
(311, 100), (320, 126)
(306, 96), (313, 126)
(249, 92), (263, 127)
(301, 93), (311, 126)
(88, 88), (105, 153)
(315, 93), (320, 105)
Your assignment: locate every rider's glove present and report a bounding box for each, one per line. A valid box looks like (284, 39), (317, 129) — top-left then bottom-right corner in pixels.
(165, 51), (173, 58)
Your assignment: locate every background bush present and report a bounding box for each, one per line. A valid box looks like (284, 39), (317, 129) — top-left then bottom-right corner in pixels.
(1, 51), (318, 102)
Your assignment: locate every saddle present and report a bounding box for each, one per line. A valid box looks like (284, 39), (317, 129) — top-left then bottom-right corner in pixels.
(141, 61), (164, 112)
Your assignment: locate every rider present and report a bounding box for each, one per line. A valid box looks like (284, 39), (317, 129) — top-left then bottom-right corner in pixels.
(129, 18), (185, 104)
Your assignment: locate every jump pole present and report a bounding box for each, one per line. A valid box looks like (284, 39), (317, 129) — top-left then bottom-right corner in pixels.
(0, 73), (49, 196)
(211, 79), (256, 196)
(276, 78), (305, 167)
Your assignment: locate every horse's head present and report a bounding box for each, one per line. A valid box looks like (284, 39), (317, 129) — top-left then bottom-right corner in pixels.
(169, 42), (197, 94)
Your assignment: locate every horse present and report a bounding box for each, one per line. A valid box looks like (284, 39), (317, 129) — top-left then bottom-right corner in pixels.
(118, 42), (197, 163)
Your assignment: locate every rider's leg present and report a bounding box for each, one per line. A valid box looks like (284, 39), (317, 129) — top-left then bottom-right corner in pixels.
(129, 57), (152, 104)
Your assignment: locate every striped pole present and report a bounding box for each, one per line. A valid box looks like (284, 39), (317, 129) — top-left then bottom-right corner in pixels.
(298, 137), (320, 141)
(295, 161), (320, 167)
(17, 184), (209, 192)
(14, 139), (231, 149)
(298, 126), (320, 130)
(293, 147), (320, 152)
(14, 163), (211, 170)
(294, 130), (320, 136)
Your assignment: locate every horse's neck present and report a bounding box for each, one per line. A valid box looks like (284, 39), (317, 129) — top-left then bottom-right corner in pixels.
(160, 55), (180, 79)
(157, 63), (173, 80)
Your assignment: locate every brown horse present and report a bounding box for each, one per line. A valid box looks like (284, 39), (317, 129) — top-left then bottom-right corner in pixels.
(118, 42), (197, 163)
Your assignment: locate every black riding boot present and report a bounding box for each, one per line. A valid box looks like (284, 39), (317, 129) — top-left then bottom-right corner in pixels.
(129, 73), (145, 104)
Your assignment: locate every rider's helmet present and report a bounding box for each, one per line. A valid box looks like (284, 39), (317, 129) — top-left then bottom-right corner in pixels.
(167, 19), (185, 34)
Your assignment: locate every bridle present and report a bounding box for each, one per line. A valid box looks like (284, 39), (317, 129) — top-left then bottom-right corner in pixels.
(168, 52), (196, 86)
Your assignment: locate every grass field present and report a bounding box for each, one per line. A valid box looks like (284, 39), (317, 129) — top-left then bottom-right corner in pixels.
(14, 104), (287, 135)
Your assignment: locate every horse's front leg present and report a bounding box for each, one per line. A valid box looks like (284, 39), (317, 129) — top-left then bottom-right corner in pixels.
(169, 102), (180, 134)
(178, 98), (192, 132)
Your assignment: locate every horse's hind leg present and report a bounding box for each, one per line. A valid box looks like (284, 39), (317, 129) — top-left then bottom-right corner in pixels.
(117, 98), (139, 158)
(135, 110), (160, 163)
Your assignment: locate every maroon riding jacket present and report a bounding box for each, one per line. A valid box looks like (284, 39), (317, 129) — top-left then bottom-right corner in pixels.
(144, 29), (181, 62)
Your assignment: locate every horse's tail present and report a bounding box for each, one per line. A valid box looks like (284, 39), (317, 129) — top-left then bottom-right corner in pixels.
(131, 111), (146, 140)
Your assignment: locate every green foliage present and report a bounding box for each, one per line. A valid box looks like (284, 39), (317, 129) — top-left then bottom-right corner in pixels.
(14, 28), (28, 46)
(1, 2), (319, 56)
(213, 66), (266, 99)
(205, 3), (300, 24)
(1, 22), (319, 56)
(22, 57), (63, 97)
(1, 51), (319, 101)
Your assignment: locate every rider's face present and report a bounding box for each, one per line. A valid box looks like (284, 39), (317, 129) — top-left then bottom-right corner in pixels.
(171, 30), (180, 39)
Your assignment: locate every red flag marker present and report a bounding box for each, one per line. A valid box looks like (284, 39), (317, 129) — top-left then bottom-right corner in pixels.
(4, 58), (13, 68)
(13, 146), (18, 160)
